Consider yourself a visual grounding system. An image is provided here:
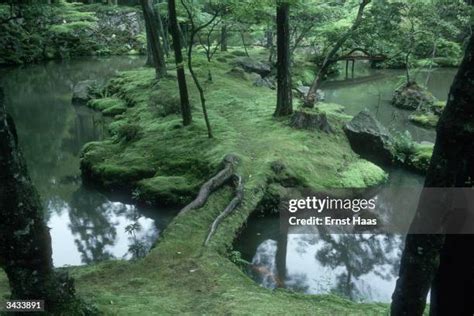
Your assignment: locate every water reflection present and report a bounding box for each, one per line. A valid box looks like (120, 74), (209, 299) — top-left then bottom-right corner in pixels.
(48, 187), (164, 266)
(235, 168), (425, 302)
(0, 56), (178, 267)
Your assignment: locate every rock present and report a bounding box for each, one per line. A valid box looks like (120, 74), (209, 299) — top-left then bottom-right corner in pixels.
(226, 67), (248, 80)
(290, 109), (333, 133)
(253, 76), (275, 89)
(392, 82), (436, 110)
(233, 57), (272, 77)
(344, 110), (395, 165)
(72, 80), (98, 106)
(295, 86), (325, 101)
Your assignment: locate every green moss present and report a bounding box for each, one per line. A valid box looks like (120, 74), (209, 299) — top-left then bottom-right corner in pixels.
(88, 97), (125, 111)
(338, 160), (388, 188)
(88, 97), (128, 116)
(136, 176), (198, 206)
(407, 142), (434, 173)
(409, 112), (439, 128)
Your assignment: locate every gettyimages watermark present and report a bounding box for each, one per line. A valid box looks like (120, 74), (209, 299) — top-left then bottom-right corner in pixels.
(280, 187), (474, 234)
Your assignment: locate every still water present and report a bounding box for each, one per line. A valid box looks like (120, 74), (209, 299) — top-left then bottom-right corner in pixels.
(1, 56), (177, 267)
(235, 64), (457, 303)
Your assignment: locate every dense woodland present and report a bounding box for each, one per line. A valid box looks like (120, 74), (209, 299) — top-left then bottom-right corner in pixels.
(0, 0), (473, 315)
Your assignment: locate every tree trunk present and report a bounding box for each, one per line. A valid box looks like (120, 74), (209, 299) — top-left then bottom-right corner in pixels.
(220, 24), (228, 52)
(0, 89), (77, 313)
(154, 1), (169, 58)
(140, 0), (166, 78)
(168, 0), (191, 126)
(274, 2), (292, 117)
(304, 0), (371, 107)
(265, 28), (273, 48)
(391, 35), (474, 316)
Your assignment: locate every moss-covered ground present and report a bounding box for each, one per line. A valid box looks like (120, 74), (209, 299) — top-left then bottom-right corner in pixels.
(1, 49), (391, 314)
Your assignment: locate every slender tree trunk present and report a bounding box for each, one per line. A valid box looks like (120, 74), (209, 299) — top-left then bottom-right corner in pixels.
(162, 16), (170, 57)
(168, 0), (192, 126)
(140, 0), (166, 78)
(274, 2), (292, 117)
(265, 28), (273, 48)
(180, 0), (216, 138)
(145, 35), (154, 66)
(240, 31), (250, 57)
(0, 89), (77, 313)
(154, 1), (169, 58)
(220, 24), (228, 52)
(304, 0), (371, 107)
(391, 35), (474, 316)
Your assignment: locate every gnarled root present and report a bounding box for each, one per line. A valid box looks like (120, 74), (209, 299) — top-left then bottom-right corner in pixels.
(178, 154), (239, 216)
(204, 174), (244, 246)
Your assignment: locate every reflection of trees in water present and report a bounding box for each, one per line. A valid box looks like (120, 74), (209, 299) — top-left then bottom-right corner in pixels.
(68, 187), (118, 264)
(125, 214), (159, 260)
(67, 186), (161, 264)
(315, 234), (401, 300)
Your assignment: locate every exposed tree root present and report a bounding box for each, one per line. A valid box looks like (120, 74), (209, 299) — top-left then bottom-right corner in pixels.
(178, 154), (239, 216)
(204, 175), (244, 246)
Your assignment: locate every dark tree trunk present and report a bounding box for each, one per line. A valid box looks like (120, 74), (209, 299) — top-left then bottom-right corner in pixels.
(391, 35), (474, 316)
(274, 2), (292, 117)
(168, 0), (192, 126)
(265, 28), (273, 48)
(220, 24), (228, 52)
(304, 0), (371, 107)
(155, 1), (169, 58)
(145, 35), (154, 66)
(0, 89), (77, 313)
(140, 0), (167, 78)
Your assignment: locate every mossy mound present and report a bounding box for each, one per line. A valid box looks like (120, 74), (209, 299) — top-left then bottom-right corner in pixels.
(88, 97), (128, 116)
(409, 112), (439, 128)
(408, 100), (446, 128)
(406, 142), (434, 173)
(338, 160), (388, 188)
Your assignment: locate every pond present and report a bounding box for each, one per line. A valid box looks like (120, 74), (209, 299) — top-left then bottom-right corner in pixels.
(0, 56), (177, 267)
(234, 64), (458, 303)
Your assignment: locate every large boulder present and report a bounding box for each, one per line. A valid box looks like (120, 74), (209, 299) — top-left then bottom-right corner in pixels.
(344, 110), (395, 165)
(253, 76), (276, 89)
(233, 57), (272, 77)
(72, 80), (98, 106)
(392, 82), (436, 110)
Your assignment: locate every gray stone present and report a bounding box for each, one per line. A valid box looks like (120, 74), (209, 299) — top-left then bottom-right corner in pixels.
(392, 82), (436, 110)
(344, 110), (395, 165)
(233, 57), (272, 77)
(72, 80), (97, 106)
(253, 77), (276, 89)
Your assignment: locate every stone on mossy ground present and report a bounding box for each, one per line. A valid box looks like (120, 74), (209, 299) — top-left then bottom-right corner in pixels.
(338, 160), (388, 188)
(406, 142), (434, 173)
(392, 82), (436, 110)
(344, 110), (395, 165)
